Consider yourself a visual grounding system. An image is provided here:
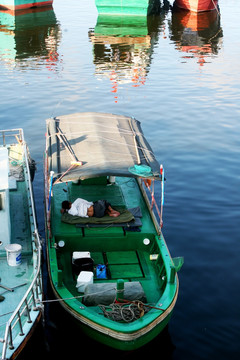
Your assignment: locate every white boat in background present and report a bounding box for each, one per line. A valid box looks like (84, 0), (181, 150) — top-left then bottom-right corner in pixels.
(0, 129), (43, 360)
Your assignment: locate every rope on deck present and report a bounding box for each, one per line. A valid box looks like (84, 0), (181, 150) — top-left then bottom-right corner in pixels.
(99, 301), (151, 323)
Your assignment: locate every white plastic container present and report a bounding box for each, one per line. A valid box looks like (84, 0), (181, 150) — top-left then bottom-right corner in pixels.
(76, 271), (93, 292)
(72, 251), (90, 263)
(5, 244), (22, 266)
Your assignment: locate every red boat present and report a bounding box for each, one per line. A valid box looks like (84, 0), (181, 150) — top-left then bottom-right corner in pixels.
(174, 0), (218, 12)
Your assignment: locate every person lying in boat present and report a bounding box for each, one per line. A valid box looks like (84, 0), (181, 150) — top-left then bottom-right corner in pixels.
(61, 198), (120, 218)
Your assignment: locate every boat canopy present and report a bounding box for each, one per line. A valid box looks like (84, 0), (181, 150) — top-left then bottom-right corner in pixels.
(46, 112), (161, 182)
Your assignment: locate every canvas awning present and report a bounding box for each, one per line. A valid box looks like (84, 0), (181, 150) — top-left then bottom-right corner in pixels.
(46, 112), (161, 182)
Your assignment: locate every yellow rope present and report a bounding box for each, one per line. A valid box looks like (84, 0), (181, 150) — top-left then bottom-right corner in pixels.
(212, 0), (220, 16)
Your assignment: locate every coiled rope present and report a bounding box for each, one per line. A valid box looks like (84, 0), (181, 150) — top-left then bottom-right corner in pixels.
(99, 301), (150, 323)
(99, 300), (165, 323)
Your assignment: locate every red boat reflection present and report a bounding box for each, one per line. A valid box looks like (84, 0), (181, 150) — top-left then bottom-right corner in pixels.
(169, 7), (223, 66)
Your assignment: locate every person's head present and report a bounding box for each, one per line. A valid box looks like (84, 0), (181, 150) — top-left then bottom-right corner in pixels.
(61, 200), (71, 210)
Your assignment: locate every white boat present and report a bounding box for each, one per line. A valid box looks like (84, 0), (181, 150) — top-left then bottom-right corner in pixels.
(0, 129), (43, 360)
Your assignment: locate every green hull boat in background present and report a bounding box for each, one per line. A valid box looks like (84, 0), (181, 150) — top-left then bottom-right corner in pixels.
(0, 129), (42, 360)
(44, 112), (183, 350)
(95, 0), (161, 16)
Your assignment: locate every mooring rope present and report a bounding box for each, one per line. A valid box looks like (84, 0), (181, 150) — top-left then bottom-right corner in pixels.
(211, 0), (220, 16)
(36, 286), (117, 304)
(36, 288), (164, 323)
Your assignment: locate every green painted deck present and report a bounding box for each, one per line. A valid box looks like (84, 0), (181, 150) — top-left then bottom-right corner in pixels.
(0, 170), (34, 336)
(50, 177), (168, 307)
(51, 177), (156, 239)
(46, 175), (179, 350)
(57, 248), (162, 305)
(9, 181), (32, 251)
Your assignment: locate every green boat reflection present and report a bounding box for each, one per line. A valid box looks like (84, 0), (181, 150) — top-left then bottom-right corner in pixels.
(89, 12), (167, 101)
(0, 6), (61, 69)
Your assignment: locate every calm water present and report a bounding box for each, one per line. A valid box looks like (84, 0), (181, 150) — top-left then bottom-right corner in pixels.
(0, 0), (240, 359)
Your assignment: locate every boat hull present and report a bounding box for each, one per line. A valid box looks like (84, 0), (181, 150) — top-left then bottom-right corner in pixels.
(95, 0), (160, 16)
(0, 0), (53, 11)
(174, 0), (218, 12)
(65, 298), (174, 350)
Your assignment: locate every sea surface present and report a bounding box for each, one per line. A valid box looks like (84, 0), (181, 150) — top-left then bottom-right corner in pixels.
(0, 0), (240, 359)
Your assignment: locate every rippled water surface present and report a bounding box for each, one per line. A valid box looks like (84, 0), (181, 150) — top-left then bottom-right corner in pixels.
(0, 1), (240, 359)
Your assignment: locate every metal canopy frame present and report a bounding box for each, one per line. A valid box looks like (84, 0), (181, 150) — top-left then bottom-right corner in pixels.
(46, 112), (161, 182)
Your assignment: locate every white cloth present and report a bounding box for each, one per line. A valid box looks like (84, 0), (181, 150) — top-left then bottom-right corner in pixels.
(68, 198), (93, 218)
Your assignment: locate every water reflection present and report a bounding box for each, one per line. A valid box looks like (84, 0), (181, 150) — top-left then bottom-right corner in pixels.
(169, 7), (223, 66)
(0, 6), (61, 71)
(89, 12), (167, 102)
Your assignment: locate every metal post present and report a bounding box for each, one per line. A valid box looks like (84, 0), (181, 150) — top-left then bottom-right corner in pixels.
(24, 299), (32, 323)
(116, 279), (124, 302)
(17, 311), (24, 336)
(8, 326), (14, 350)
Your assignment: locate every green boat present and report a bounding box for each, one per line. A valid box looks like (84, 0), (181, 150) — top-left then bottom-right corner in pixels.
(95, 0), (161, 16)
(44, 112), (183, 351)
(0, 129), (42, 360)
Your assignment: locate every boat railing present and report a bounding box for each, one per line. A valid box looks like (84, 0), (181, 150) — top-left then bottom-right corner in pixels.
(0, 129), (43, 360)
(0, 128), (24, 146)
(0, 262), (43, 353)
(140, 175), (164, 234)
(1, 252), (43, 360)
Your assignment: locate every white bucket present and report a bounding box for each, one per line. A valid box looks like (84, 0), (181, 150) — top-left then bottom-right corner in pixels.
(5, 244), (22, 266)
